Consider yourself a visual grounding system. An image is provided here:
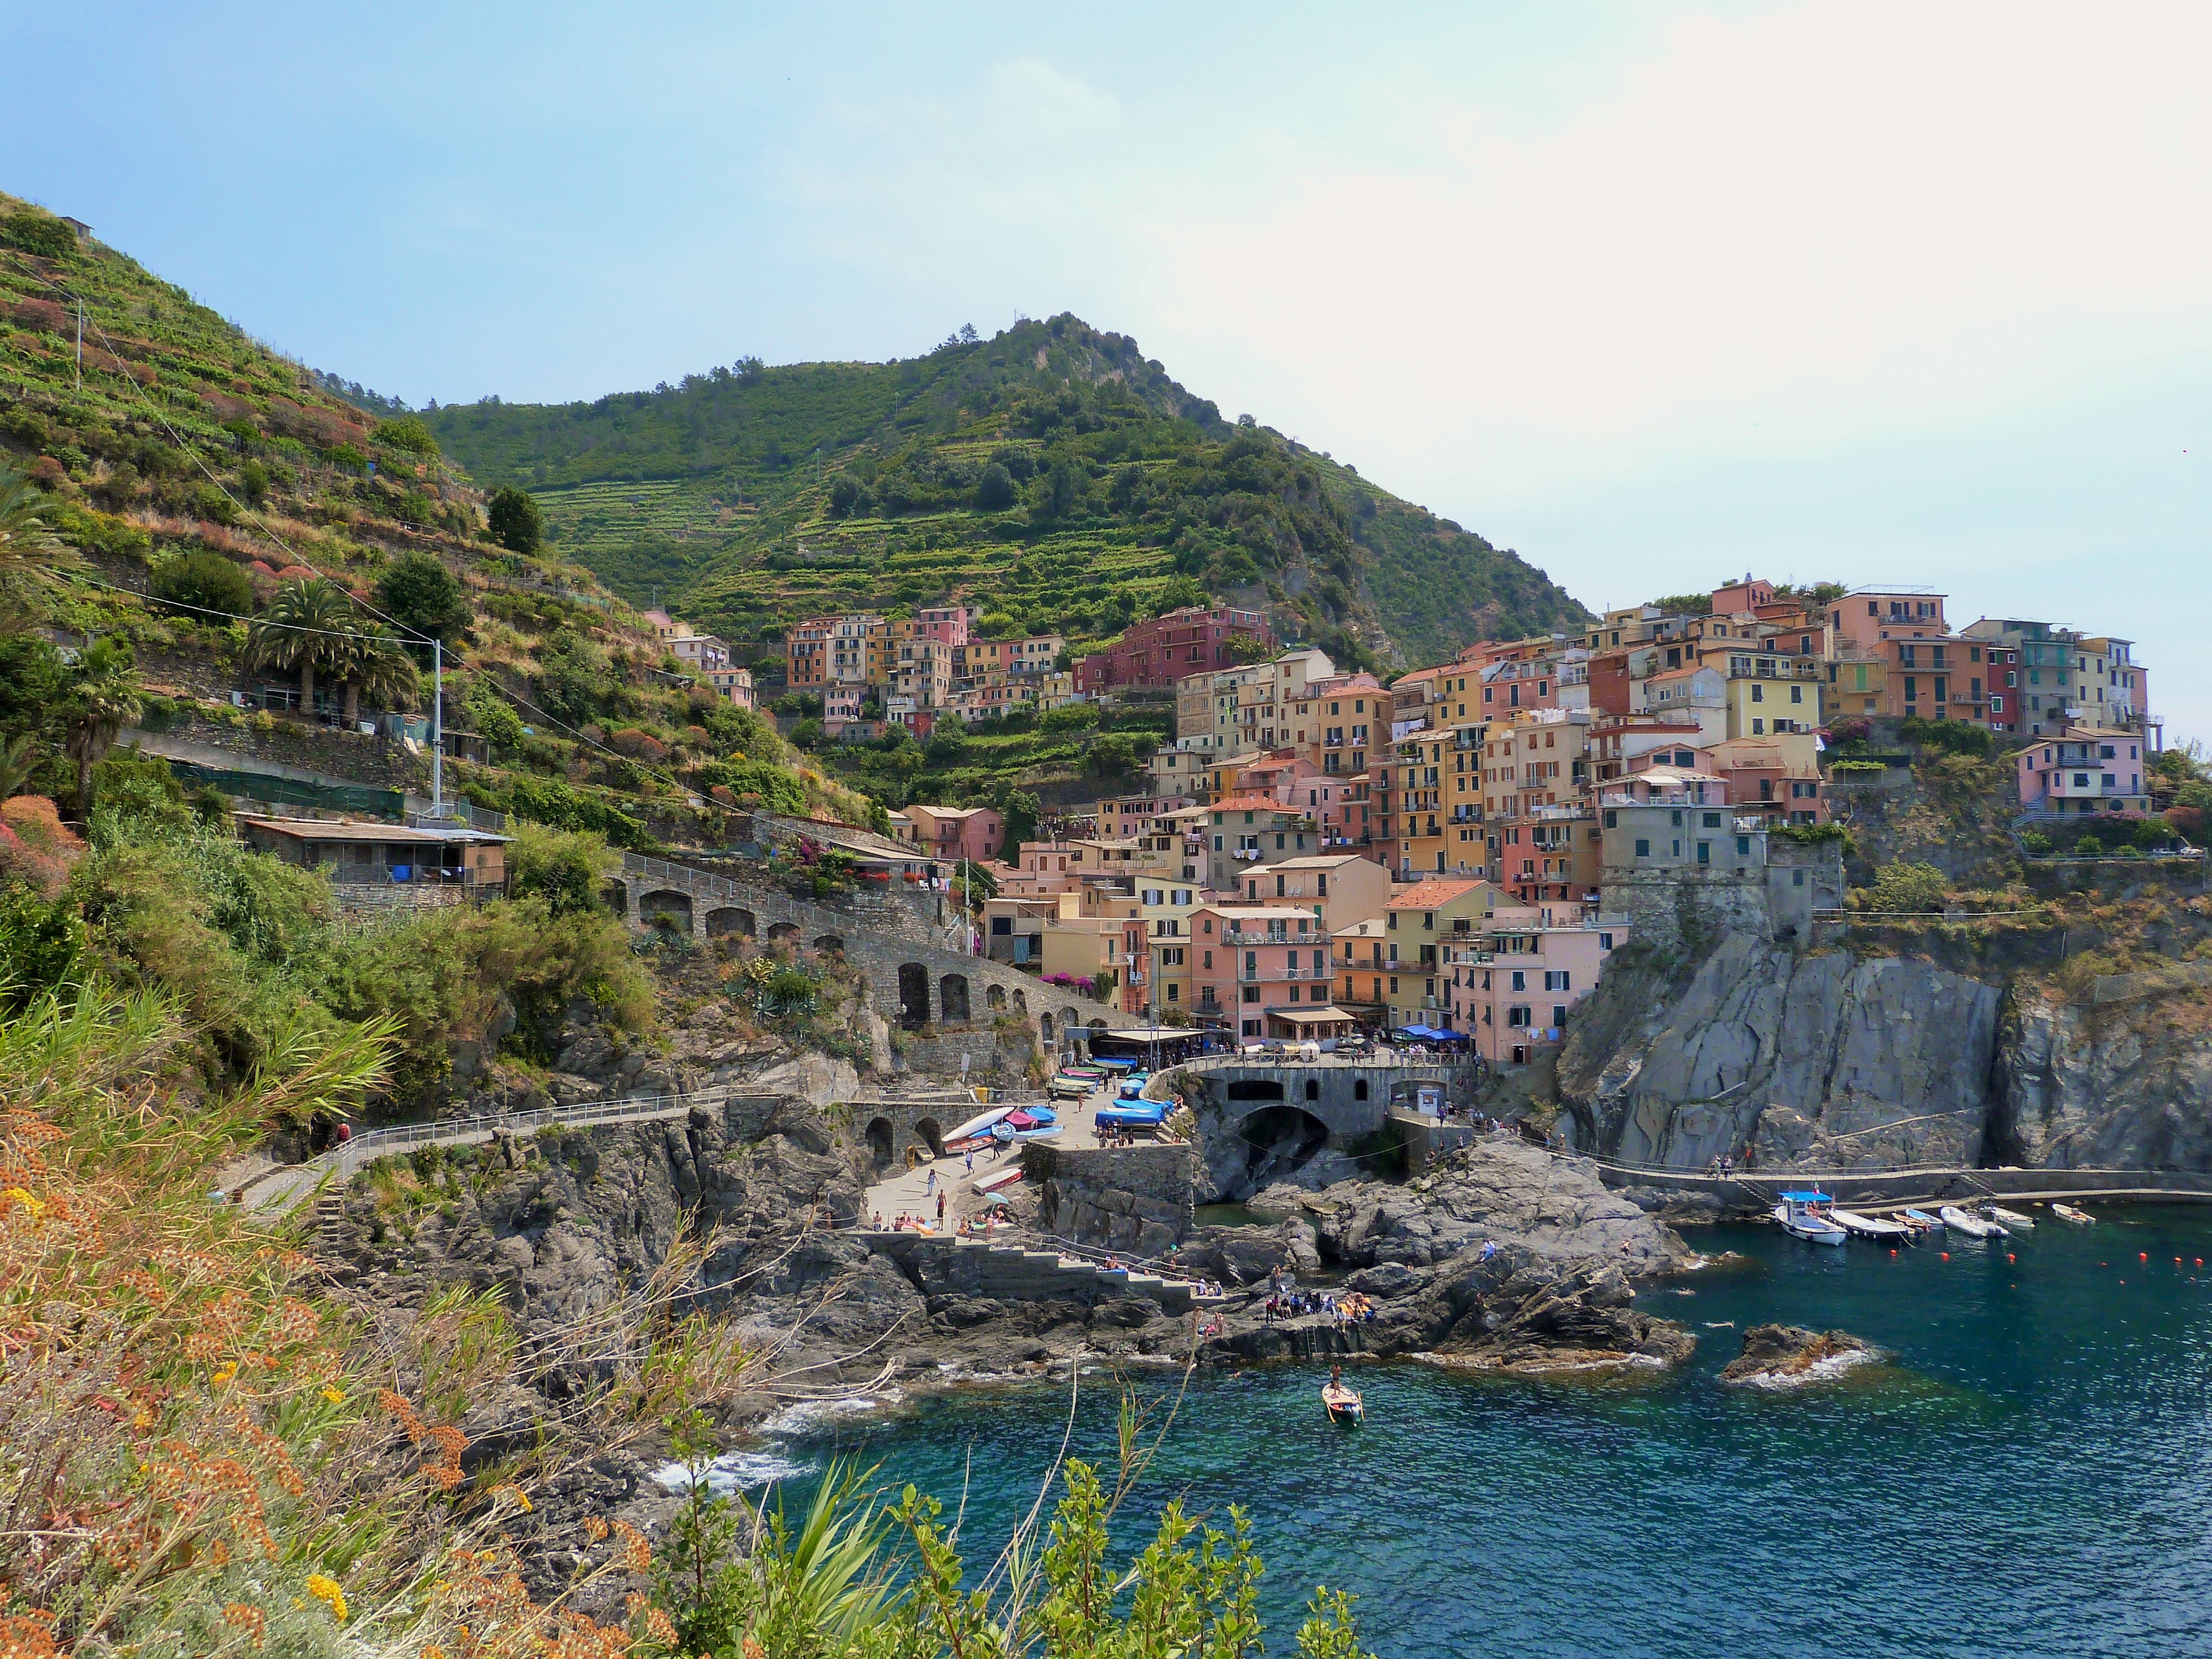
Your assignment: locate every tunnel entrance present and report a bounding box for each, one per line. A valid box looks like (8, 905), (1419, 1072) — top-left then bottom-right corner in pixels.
(1227, 1104), (1331, 1198)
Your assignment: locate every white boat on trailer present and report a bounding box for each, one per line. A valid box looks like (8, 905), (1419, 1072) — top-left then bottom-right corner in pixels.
(1829, 1208), (1916, 1243)
(1774, 1190), (1848, 1246)
(1939, 1204), (2005, 1239)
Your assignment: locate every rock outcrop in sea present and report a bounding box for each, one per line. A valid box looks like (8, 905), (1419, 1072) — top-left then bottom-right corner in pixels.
(1719, 1323), (1876, 1385)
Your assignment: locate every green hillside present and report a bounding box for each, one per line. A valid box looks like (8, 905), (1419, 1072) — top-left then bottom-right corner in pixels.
(424, 316), (1588, 670)
(0, 189), (865, 841)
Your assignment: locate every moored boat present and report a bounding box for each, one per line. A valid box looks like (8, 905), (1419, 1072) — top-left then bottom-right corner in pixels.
(1902, 1208), (1944, 1232)
(1831, 1208), (1915, 1243)
(1981, 1202), (2036, 1230)
(2052, 1203), (2096, 1225)
(1939, 1204), (2004, 1238)
(1773, 1190), (1848, 1246)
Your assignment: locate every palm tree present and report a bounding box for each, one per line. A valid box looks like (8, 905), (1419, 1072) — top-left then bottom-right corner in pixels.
(246, 577), (354, 711)
(0, 462), (82, 598)
(342, 630), (420, 724)
(62, 637), (143, 811)
(0, 732), (38, 799)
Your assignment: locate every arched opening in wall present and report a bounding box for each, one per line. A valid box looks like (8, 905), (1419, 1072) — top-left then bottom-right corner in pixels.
(637, 889), (693, 936)
(915, 1117), (946, 1157)
(1040, 1013), (1054, 1041)
(1225, 1079), (1286, 1103)
(1088, 1017), (1107, 1032)
(986, 984), (1006, 1011)
(1013, 988), (1027, 1013)
(1354, 1079), (1369, 1102)
(1231, 1104), (1331, 1196)
(865, 1117), (894, 1171)
(1062, 1008), (1083, 1037)
(813, 934), (845, 954)
(1305, 1078), (1321, 1102)
(706, 906), (755, 940)
(939, 974), (971, 1024)
(898, 963), (929, 1029)
(602, 881), (629, 917)
(767, 921), (801, 945)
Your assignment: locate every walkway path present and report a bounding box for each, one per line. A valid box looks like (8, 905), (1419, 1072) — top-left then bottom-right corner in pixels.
(861, 1075), (1124, 1233)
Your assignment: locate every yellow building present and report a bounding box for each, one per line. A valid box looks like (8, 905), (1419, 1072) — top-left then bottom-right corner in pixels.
(1381, 877), (1514, 1028)
(1721, 672), (1821, 740)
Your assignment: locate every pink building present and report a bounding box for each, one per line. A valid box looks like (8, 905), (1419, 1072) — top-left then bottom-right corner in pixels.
(1074, 605), (1273, 695)
(914, 605), (976, 648)
(1444, 918), (1624, 1067)
(894, 803), (1006, 862)
(1190, 904), (1346, 1041)
(2016, 729), (2152, 820)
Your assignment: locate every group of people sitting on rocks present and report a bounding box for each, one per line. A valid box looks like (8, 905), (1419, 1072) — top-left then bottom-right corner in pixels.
(1261, 1287), (1376, 1327)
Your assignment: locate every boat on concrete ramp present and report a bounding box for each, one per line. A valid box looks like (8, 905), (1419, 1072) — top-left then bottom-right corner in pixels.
(1774, 1191), (1848, 1246)
(1940, 1204), (2005, 1239)
(1829, 1207), (1916, 1244)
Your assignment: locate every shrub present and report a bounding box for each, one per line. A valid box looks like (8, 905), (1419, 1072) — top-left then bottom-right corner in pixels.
(2071, 834), (2104, 858)
(194, 483), (239, 526)
(1868, 860), (1947, 912)
(237, 458), (270, 505)
(505, 825), (620, 917)
(371, 415), (439, 455)
(325, 442), (367, 473)
(2019, 829), (2054, 857)
(467, 689), (525, 749)
(697, 759), (807, 815)
(1827, 715), (1872, 748)
(0, 881), (84, 1008)
(151, 547), (254, 617)
(974, 462), (1016, 510)
(1900, 714), (1992, 759)
(1040, 702), (1099, 734)
(0, 796), (85, 898)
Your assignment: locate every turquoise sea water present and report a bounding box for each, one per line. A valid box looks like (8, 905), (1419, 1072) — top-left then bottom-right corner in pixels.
(765, 1210), (2212, 1658)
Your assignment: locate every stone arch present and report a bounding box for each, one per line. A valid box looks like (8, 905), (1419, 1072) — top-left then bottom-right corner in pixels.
(987, 983), (1007, 1011)
(1232, 1103), (1331, 1188)
(705, 905), (754, 940)
(766, 921), (801, 945)
(813, 934), (844, 954)
(914, 1117), (946, 1157)
(1062, 1006), (1083, 1034)
(939, 973), (971, 1024)
(1088, 1016), (1108, 1031)
(1040, 1012), (1054, 1041)
(1225, 1078), (1286, 1103)
(898, 962), (930, 1029)
(637, 889), (693, 934)
(865, 1117), (894, 1171)
(1353, 1079), (1369, 1102)
(1304, 1078), (1321, 1102)
(1013, 988), (1027, 1013)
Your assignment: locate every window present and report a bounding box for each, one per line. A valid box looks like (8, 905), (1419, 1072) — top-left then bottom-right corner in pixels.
(1751, 684), (1764, 702)
(1389, 977), (1400, 995)
(1544, 969), (1572, 991)
(1599, 932), (1614, 950)
(1508, 1005), (1532, 1027)
(1635, 838), (1651, 858)
(1241, 985), (1260, 1003)
(1703, 812), (1721, 828)
(1791, 685), (1802, 703)
(1354, 1080), (1369, 1101)
(1696, 841), (1710, 865)
(1792, 869), (1805, 888)
(1552, 1005), (1568, 1028)
(1202, 950), (1212, 969)
(1510, 969), (1526, 991)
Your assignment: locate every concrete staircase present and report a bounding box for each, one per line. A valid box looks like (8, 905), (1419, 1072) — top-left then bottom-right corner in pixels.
(863, 1230), (1209, 1314)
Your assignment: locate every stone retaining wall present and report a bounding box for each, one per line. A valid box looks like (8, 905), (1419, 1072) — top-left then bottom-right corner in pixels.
(1024, 1142), (1198, 1253)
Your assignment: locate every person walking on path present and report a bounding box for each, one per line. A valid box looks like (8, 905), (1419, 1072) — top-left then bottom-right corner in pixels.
(926, 1167), (937, 1196)
(936, 1191), (947, 1229)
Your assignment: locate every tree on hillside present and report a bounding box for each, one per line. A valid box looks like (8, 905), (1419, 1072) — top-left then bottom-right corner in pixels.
(247, 577), (356, 707)
(375, 550), (471, 657)
(339, 632), (420, 724)
(974, 462), (1015, 512)
(151, 549), (254, 618)
(488, 486), (542, 553)
(61, 638), (144, 811)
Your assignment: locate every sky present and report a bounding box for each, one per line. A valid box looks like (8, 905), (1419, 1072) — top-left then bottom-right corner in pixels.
(7, 1), (2209, 738)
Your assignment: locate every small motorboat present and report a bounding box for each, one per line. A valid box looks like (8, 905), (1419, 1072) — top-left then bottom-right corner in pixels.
(2052, 1203), (2096, 1225)
(1902, 1208), (1944, 1232)
(1830, 1208), (1914, 1243)
(1322, 1380), (1364, 1425)
(1774, 1190), (1848, 1246)
(1939, 1204), (2004, 1239)
(1981, 1202), (2036, 1230)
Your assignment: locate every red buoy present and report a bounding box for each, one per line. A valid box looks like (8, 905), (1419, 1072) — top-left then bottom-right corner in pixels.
(2007, 1253), (2016, 1264)
(1941, 1251), (1950, 1261)
(2140, 1252), (2149, 1261)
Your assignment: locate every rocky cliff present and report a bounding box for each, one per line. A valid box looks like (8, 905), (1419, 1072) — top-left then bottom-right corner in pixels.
(1559, 895), (2212, 1173)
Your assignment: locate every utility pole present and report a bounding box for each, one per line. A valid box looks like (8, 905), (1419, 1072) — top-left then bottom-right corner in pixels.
(431, 638), (444, 818)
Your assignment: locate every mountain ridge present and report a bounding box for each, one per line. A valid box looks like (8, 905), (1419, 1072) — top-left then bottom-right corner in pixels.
(421, 314), (1590, 670)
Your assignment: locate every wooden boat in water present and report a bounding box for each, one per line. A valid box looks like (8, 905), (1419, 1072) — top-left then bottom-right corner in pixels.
(2052, 1203), (2096, 1225)
(1902, 1208), (1943, 1233)
(1321, 1380), (1364, 1425)
(1773, 1190), (1848, 1246)
(1830, 1208), (1915, 1243)
(1981, 1202), (2036, 1230)
(1939, 1204), (2004, 1239)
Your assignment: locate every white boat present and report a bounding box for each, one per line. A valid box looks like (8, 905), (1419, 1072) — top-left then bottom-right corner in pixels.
(1774, 1190), (1848, 1246)
(1939, 1204), (2004, 1239)
(1902, 1208), (1944, 1232)
(1981, 1202), (2036, 1230)
(2052, 1203), (2096, 1225)
(1830, 1208), (1915, 1243)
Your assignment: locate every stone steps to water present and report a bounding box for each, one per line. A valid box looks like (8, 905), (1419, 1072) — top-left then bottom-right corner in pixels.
(870, 1230), (1200, 1312)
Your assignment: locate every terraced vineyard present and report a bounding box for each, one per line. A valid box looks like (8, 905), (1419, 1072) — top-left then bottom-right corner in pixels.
(426, 316), (1588, 670)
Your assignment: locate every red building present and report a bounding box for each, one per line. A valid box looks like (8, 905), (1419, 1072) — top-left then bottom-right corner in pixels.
(1074, 606), (1273, 695)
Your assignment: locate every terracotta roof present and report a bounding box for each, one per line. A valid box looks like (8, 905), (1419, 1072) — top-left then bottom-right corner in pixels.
(1385, 878), (1489, 909)
(1207, 794), (1299, 813)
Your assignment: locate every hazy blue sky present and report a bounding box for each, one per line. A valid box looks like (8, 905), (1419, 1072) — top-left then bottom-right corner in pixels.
(8, 2), (2209, 737)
